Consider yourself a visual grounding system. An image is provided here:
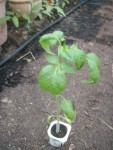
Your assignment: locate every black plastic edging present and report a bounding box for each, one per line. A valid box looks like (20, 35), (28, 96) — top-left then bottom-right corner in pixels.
(0, 0), (89, 67)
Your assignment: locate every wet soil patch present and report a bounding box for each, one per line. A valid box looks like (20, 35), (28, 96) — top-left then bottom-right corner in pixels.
(51, 124), (67, 138)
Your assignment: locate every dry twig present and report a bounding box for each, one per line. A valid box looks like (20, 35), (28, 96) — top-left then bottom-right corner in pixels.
(98, 117), (113, 130)
(17, 51), (36, 62)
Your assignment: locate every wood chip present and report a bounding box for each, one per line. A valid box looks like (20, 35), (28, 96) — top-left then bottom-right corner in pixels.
(68, 144), (75, 150)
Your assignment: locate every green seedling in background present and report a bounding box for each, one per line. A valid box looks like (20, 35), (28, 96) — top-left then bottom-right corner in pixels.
(0, 10), (20, 28)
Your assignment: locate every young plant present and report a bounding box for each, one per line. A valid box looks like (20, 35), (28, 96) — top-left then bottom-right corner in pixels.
(22, 0), (66, 31)
(38, 31), (100, 133)
(40, 0), (65, 18)
(61, 0), (70, 8)
(0, 10), (20, 28)
(22, 0), (42, 31)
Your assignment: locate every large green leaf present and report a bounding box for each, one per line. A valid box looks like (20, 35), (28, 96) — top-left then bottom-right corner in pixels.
(52, 31), (65, 42)
(58, 45), (72, 62)
(58, 44), (86, 69)
(61, 61), (75, 74)
(0, 16), (10, 24)
(38, 65), (66, 95)
(82, 53), (100, 83)
(39, 34), (57, 54)
(12, 16), (19, 28)
(69, 44), (86, 70)
(60, 99), (76, 120)
(39, 31), (65, 54)
(45, 55), (59, 64)
(86, 53), (100, 68)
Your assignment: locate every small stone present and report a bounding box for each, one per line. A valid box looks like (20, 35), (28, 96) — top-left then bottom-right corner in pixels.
(7, 100), (12, 104)
(68, 144), (75, 150)
(89, 42), (94, 46)
(1, 98), (8, 103)
(17, 147), (21, 150)
(15, 71), (18, 74)
(26, 59), (31, 63)
(22, 31), (28, 35)
(8, 131), (11, 136)
(83, 44), (86, 48)
(41, 145), (46, 149)
(9, 72), (13, 77)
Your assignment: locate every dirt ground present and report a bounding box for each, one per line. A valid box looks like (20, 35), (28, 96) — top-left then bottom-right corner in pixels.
(0, 0), (113, 150)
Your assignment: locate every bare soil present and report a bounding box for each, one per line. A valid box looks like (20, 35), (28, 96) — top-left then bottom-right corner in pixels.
(51, 124), (67, 138)
(0, 0), (113, 150)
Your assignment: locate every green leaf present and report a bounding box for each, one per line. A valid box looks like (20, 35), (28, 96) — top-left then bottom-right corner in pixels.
(55, 7), (65, 16)
(6, 11), (14, 16)
(42, 10), (52, 17)
(61, 61), (75, 74)
(89, 64), (100, 82)
(45, 55), (59, 64)
(62, 2), (66, 8)
(81, 79), (95, 84)
(52, 31), (65, 42)
(38, 65), (66, 95)
(58, 45), (63, 56)
(0, 16), (10, 24)
(47, 115), (52, 124)
(12, 16), (19, 27)
(65, 0), (69, 3)
(70, 44), (86, 70)
(60, 99), (76, 120)
(46, 4), (53, 13)
(38, 13), (43, 20)
(39, 33), (57, 54)
(39, 31), (65, 54)
(86, 53), (100, 68)
(32, 3), (42, 12)
(82, 53), (100, 83)
(15, 9), (21, 14)
(58, 45), (72, 62)
(22, 13), (31, 22)
(65, 116), (72, 124)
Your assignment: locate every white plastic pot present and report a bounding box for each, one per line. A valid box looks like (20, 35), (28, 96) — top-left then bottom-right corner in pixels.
(47, 120), (71, 147)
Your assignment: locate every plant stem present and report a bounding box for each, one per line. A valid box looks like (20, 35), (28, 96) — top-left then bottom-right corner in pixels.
(56, 95), (60, 133)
